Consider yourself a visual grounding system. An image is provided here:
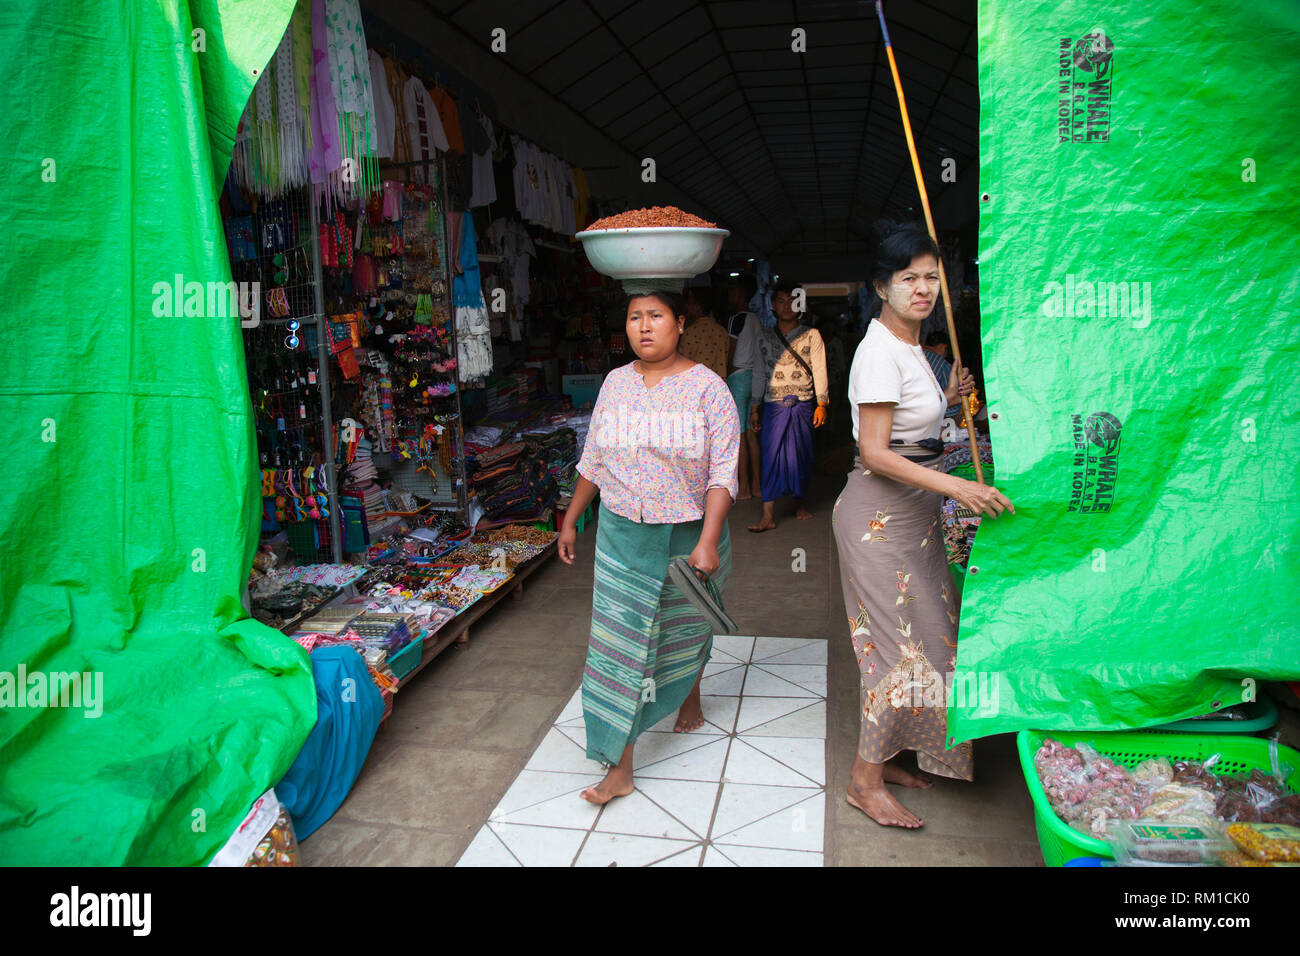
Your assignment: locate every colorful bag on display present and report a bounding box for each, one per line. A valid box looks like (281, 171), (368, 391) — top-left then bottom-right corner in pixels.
(224, 215), (258, 262)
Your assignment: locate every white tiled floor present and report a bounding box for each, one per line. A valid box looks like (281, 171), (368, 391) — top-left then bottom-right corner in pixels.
(457, 636), (827, 867)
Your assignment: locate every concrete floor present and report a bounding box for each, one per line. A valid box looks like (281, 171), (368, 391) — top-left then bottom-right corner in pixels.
(302, 459), (1049, 866)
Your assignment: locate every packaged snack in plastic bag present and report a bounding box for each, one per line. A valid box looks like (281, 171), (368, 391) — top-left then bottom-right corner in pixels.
(1143, 783), (1220, 823)
(1107, 821), (1227, 865)
(1132, 757), (1173, 789)
(1225, 823), (1300, 862)
(1034, 739), (1146, 837)
(1171, 754), (1226, 791)
(208, 788), (302, 867)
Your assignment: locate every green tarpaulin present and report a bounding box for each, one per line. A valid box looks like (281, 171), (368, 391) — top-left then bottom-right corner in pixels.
(0, 0), (314, 864)
(953, 1), (1300, 742)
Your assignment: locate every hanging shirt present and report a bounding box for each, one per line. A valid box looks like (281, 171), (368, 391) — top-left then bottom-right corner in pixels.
(469, 114), (497, 208)
(403, 77), (448, 184)
(847, 319), (946, 443)
(367, 50), (395, 158)
(430, 86), (464, 153)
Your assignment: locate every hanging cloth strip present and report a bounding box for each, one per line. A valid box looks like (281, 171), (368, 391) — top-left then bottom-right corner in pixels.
(452, 214), (492, 382)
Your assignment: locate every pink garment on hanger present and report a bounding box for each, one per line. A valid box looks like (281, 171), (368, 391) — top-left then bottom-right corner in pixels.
(382, 181), (403, 221)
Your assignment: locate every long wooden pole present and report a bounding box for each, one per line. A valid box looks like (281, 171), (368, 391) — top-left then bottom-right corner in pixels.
(875, 1), (984, 484)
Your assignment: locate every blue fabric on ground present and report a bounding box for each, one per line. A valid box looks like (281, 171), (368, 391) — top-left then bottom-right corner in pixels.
(276, 645), (384, 841)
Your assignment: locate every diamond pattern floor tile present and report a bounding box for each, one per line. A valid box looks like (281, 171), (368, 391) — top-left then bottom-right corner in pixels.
(574, 832), (698, 867)
(635, 778), (721, 839)
(649, 845), (705, 866)
(753, 663), (828, 696)
(738, 735), (825, 786)
(722, 737), (823, 788)
(711, 635), (755, 662)
(735, 696), (818, 733)
(714, 791), (825, 853)
(455, 634), (827, 867)
(489, 822), (588, 867)
(711, 783), (819, 839)
(594, 789), (697, 841)
(700, 663), (747, 696)
(752, 637), (823, 662)
(636, 736), (731, 782)
(742, 700), (827, 738)
(456, 826), (521, 867)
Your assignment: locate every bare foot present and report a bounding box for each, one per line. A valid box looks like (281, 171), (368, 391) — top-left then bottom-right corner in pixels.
(795, 506), (813, 520)
(883, 761), (934, 789)
(674, 689), (706, 733)
(845, 782), (924, 828)
(747, 517), (776, 533)
(580, 768), (634, 805)
(736, 488), (753, 501)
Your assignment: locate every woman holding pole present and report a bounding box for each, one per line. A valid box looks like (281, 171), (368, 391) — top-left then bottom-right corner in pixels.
(832, 226), (1013, 828)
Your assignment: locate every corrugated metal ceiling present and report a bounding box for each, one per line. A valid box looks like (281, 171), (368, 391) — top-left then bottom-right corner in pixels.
(421, 0), (975, 257)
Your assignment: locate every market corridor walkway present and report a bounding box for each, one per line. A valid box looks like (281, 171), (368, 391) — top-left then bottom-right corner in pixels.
(301, 464), (1042, 866)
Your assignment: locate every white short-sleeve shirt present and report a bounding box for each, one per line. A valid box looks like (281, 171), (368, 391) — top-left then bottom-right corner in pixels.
(848, 319), (946, 443)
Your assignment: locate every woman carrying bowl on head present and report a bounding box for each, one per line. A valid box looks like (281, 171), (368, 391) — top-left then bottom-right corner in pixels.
(832, 225), (1014, 828)
(558, 287), (740, 805)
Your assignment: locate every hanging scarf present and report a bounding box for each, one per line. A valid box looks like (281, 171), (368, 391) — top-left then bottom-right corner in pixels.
(322, 0), (377, 203)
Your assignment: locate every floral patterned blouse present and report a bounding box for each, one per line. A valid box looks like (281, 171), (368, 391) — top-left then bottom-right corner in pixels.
(577, 361), (740, 523)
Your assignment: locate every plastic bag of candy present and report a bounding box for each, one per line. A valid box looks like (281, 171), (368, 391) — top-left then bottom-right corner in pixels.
(208, 788), (302, 867)
(1225, 823), (1300, 862)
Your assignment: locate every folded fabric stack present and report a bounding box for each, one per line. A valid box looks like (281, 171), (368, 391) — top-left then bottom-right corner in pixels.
(462, 423), (505, 455)
(480, 454), (557, 520)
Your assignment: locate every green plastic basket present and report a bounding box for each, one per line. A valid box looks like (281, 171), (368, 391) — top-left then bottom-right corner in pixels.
(387, 634), (425, 681)
(1016, 728), (1300, 867)
(1146, 695), (1279, 734)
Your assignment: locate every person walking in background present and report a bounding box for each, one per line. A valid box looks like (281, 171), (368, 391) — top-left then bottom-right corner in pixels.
(922, 331), (960, 420)
(678, 285), (730, 380)
(747, 278), (829, 532)
(832, 225), (1012, 828)
(725, 276), (761, 499)
(558, 289), (739, 806)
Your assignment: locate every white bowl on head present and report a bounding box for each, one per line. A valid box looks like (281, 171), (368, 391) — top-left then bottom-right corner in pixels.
(574, 226), (730, 279)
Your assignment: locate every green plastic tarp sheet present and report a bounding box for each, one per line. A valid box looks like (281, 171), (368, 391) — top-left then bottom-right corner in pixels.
(953, 0), (1300, 742)
(0, 0), (315, 865)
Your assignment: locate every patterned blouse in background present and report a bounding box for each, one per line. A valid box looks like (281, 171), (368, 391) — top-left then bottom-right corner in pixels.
(752, 324), (830, 405)
(577, 362), (740, 524)
(678, 315), (730, 380)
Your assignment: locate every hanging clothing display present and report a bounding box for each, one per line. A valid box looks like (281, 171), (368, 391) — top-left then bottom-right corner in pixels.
(367, 49), (394, 158)
(402, 76), (446, 186)
(487, 217), (536, 341)
(469, 113), (497, 208)
(453, 214), (493, 382)
(383, 56), (413, 168)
